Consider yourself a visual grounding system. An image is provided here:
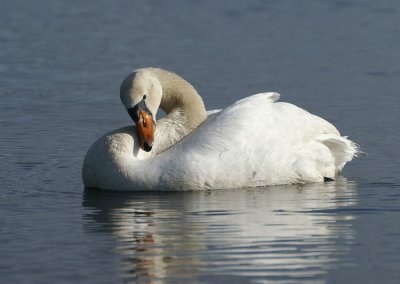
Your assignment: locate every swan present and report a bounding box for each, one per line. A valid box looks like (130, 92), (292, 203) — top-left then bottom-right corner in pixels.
(82, 67), (359, 191)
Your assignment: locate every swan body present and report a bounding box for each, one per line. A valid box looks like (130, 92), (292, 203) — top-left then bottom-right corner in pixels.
(82, 68), (358, 191)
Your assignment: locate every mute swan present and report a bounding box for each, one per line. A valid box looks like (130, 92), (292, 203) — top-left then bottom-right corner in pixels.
(82, 68), (358, 191)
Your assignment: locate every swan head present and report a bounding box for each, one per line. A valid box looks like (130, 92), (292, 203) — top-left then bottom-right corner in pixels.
(120, 70), (162, 152)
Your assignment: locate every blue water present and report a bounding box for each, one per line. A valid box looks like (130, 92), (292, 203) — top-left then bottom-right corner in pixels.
(1, 0), (400, 283)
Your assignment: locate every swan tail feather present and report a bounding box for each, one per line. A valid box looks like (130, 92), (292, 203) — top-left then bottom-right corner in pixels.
(316, 134), (360, 173)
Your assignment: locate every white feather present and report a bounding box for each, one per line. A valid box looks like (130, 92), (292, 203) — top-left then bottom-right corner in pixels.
(82, 70), (359, 191)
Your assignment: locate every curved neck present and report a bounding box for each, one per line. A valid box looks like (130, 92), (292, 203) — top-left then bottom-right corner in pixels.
(149, 68), (207, 154)
(152, 68), (207, 127)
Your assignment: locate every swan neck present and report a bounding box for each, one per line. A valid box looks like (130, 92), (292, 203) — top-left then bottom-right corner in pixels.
(151, 68), (207, 130)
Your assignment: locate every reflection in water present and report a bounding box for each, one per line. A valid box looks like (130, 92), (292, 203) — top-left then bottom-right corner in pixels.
(83, 179), (357, 283)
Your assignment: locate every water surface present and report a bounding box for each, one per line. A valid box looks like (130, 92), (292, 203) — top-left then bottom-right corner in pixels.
(1, 0), (400, 283)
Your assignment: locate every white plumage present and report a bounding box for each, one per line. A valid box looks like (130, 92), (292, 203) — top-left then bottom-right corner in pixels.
(82, 68), (358, 191)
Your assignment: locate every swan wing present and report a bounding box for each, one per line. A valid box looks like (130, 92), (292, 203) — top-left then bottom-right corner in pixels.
(158, 92), (358, 189)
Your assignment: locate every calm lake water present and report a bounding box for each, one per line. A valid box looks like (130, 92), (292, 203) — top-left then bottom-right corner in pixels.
(1, 0), (400, 283)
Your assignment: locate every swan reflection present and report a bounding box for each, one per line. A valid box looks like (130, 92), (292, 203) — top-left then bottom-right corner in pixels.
(83, 179), (357, 283)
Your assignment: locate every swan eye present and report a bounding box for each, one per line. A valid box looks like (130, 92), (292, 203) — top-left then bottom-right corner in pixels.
(143, 95), (147, 100)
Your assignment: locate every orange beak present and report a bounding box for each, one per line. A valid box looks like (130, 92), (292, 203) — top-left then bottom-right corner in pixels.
(136, 110), (155, 152)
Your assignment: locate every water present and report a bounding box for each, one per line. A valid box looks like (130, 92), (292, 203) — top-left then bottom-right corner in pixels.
(1, 0), (400, 283)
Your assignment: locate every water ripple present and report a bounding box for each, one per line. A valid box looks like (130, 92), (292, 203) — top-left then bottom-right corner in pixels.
(83, 181), (358, 283)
